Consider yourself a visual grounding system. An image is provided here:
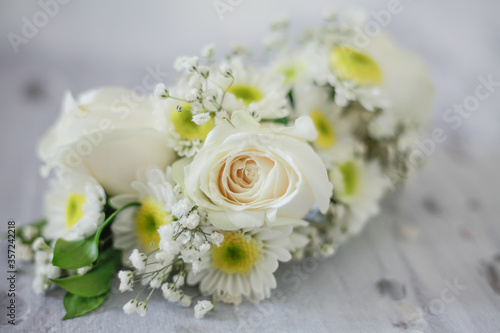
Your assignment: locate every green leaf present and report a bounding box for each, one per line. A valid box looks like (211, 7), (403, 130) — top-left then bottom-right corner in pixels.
(51, 248), (122, 298)
(62, 291), (110, 320)
(52, 237), (98, 270)
(52, 202), (140, 270)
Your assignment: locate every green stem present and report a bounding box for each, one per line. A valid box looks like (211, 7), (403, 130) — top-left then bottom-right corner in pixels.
(95, 202), (141, 241)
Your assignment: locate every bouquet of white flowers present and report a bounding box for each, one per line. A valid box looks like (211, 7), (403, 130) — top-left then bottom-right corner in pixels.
(21, 12), (433, 319)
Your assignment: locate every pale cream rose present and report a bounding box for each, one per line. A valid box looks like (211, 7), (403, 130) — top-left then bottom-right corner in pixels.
(38, 87), (177, 195)
(176, 111), (333, 229)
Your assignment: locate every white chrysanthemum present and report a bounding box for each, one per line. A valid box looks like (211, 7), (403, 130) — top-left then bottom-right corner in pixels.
(294, 83), (355, 167)
(154, 84), (215, 157)
(43, 170), (105, 240)
(269, 53), (308, 86)
(187, 225), (293, 303)
(212, 60), (290, 119)
(110, 166), (179, 263)
(329, 159), (390, 234)
(305, 43), (388, 111)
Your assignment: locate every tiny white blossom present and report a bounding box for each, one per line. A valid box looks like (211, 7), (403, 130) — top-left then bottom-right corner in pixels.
(42, 264), (61, 279)
(155, 251), (174, 265)
(162, 283), (182, 302)
(198, 66), (210, 78)
(201, 44), (215, 58)
(185, 88), (201, 102)
(188, 74), (204, 89)
(17, 244), (33, 261)
(22, 226), (37, 241)
(219, 64), (232, 77)
(118, 270), (134, 292)
(176, 230), (192, 244)
(194, 300), (214, 319)
(179, 295), (192, 307)
(32, 276), (50, 294)
(154, 83), (169, 99)
(172, 273), (185, 287)
(149, 274), (164, 289)
(32, 237), (49, 251)
(191, 259), (206, 274)
(192, 112), (211, 126)
(77, 266), (92, 275)
(158, 224), (175, 240)
(123, 299), (138, 314)
(209, 232), (224, 247)
(129, 249), (147, 271)
(159, 239), (181, 256)
(199, 242), (211, 254)
(193, 234), (204, 248)
(172, 198), (193, 218)
(215, 110), (229, 125)
(137, 302), (148, 317)
(183, 56), (199, 72)
(181, 248), (200, 263)
(174, 57), (187, 71)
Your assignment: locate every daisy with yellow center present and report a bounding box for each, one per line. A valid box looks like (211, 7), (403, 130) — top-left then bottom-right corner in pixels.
(111, 166), (178, 264)
(329, 159), (390, 234)
(43, 171), (106, 240)
(187, 226), (293, 303)
(294, 84), (356, 167)
(156, 91), (216, 157)
(329, 46), (383, 86)
(213, 60), (290, 119)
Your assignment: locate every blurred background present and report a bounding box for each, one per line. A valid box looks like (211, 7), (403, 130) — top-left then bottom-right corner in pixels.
(1, 0), (499, 221)
(0, 0), (499, 331)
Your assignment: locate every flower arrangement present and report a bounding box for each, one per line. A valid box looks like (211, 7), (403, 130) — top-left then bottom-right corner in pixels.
(20, 11), (433, 320)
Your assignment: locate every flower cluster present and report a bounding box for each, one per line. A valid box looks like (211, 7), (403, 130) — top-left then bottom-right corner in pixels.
(28, 11), (433, 320)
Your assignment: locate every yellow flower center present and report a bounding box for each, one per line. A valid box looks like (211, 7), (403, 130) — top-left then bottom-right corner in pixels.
(170, 103), (215, 141)
(339, 161), (360, 197)
(212, 231), (261, 274)
(135, 198), (172, 251)
(329, 47), (382, 85)
(309, 110), (335, 149)
(227, 84), (263, 105)
(65, 193), (86, 230)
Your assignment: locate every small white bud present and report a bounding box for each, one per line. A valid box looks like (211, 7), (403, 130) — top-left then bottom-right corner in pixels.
(129, 249), (147, 271)
(123, 299), (138, 314)
(209, 232), (224, 247)
(179, 295), (192, 307)
(192, 113), (211, 126)
(201, 44), (215, 58)
(32, 237), (49, 251)
(219, 65), (232, 77)
(194, 300), (214, 319)
(154, 83), (169, 99)
(137, 302), (148, 316)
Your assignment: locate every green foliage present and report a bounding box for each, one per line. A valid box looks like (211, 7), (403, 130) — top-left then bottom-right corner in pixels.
(62, 291), (110, 320)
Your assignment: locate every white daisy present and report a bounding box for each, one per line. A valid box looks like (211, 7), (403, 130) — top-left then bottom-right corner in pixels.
(306, 43), (388, 111)
(154, 83), (215, 157)
(110, 166), (179, 263)
(43, 169), (105, 240)
(212, 60), (290, 119)
(187, 225), (293, 303)
(294, 83), (355, 167)
(329, 159), (390, 234)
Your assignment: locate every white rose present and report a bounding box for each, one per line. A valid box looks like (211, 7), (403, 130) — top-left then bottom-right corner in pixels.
(38, 88), (177, 195)
(176, 111), (333, 229)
